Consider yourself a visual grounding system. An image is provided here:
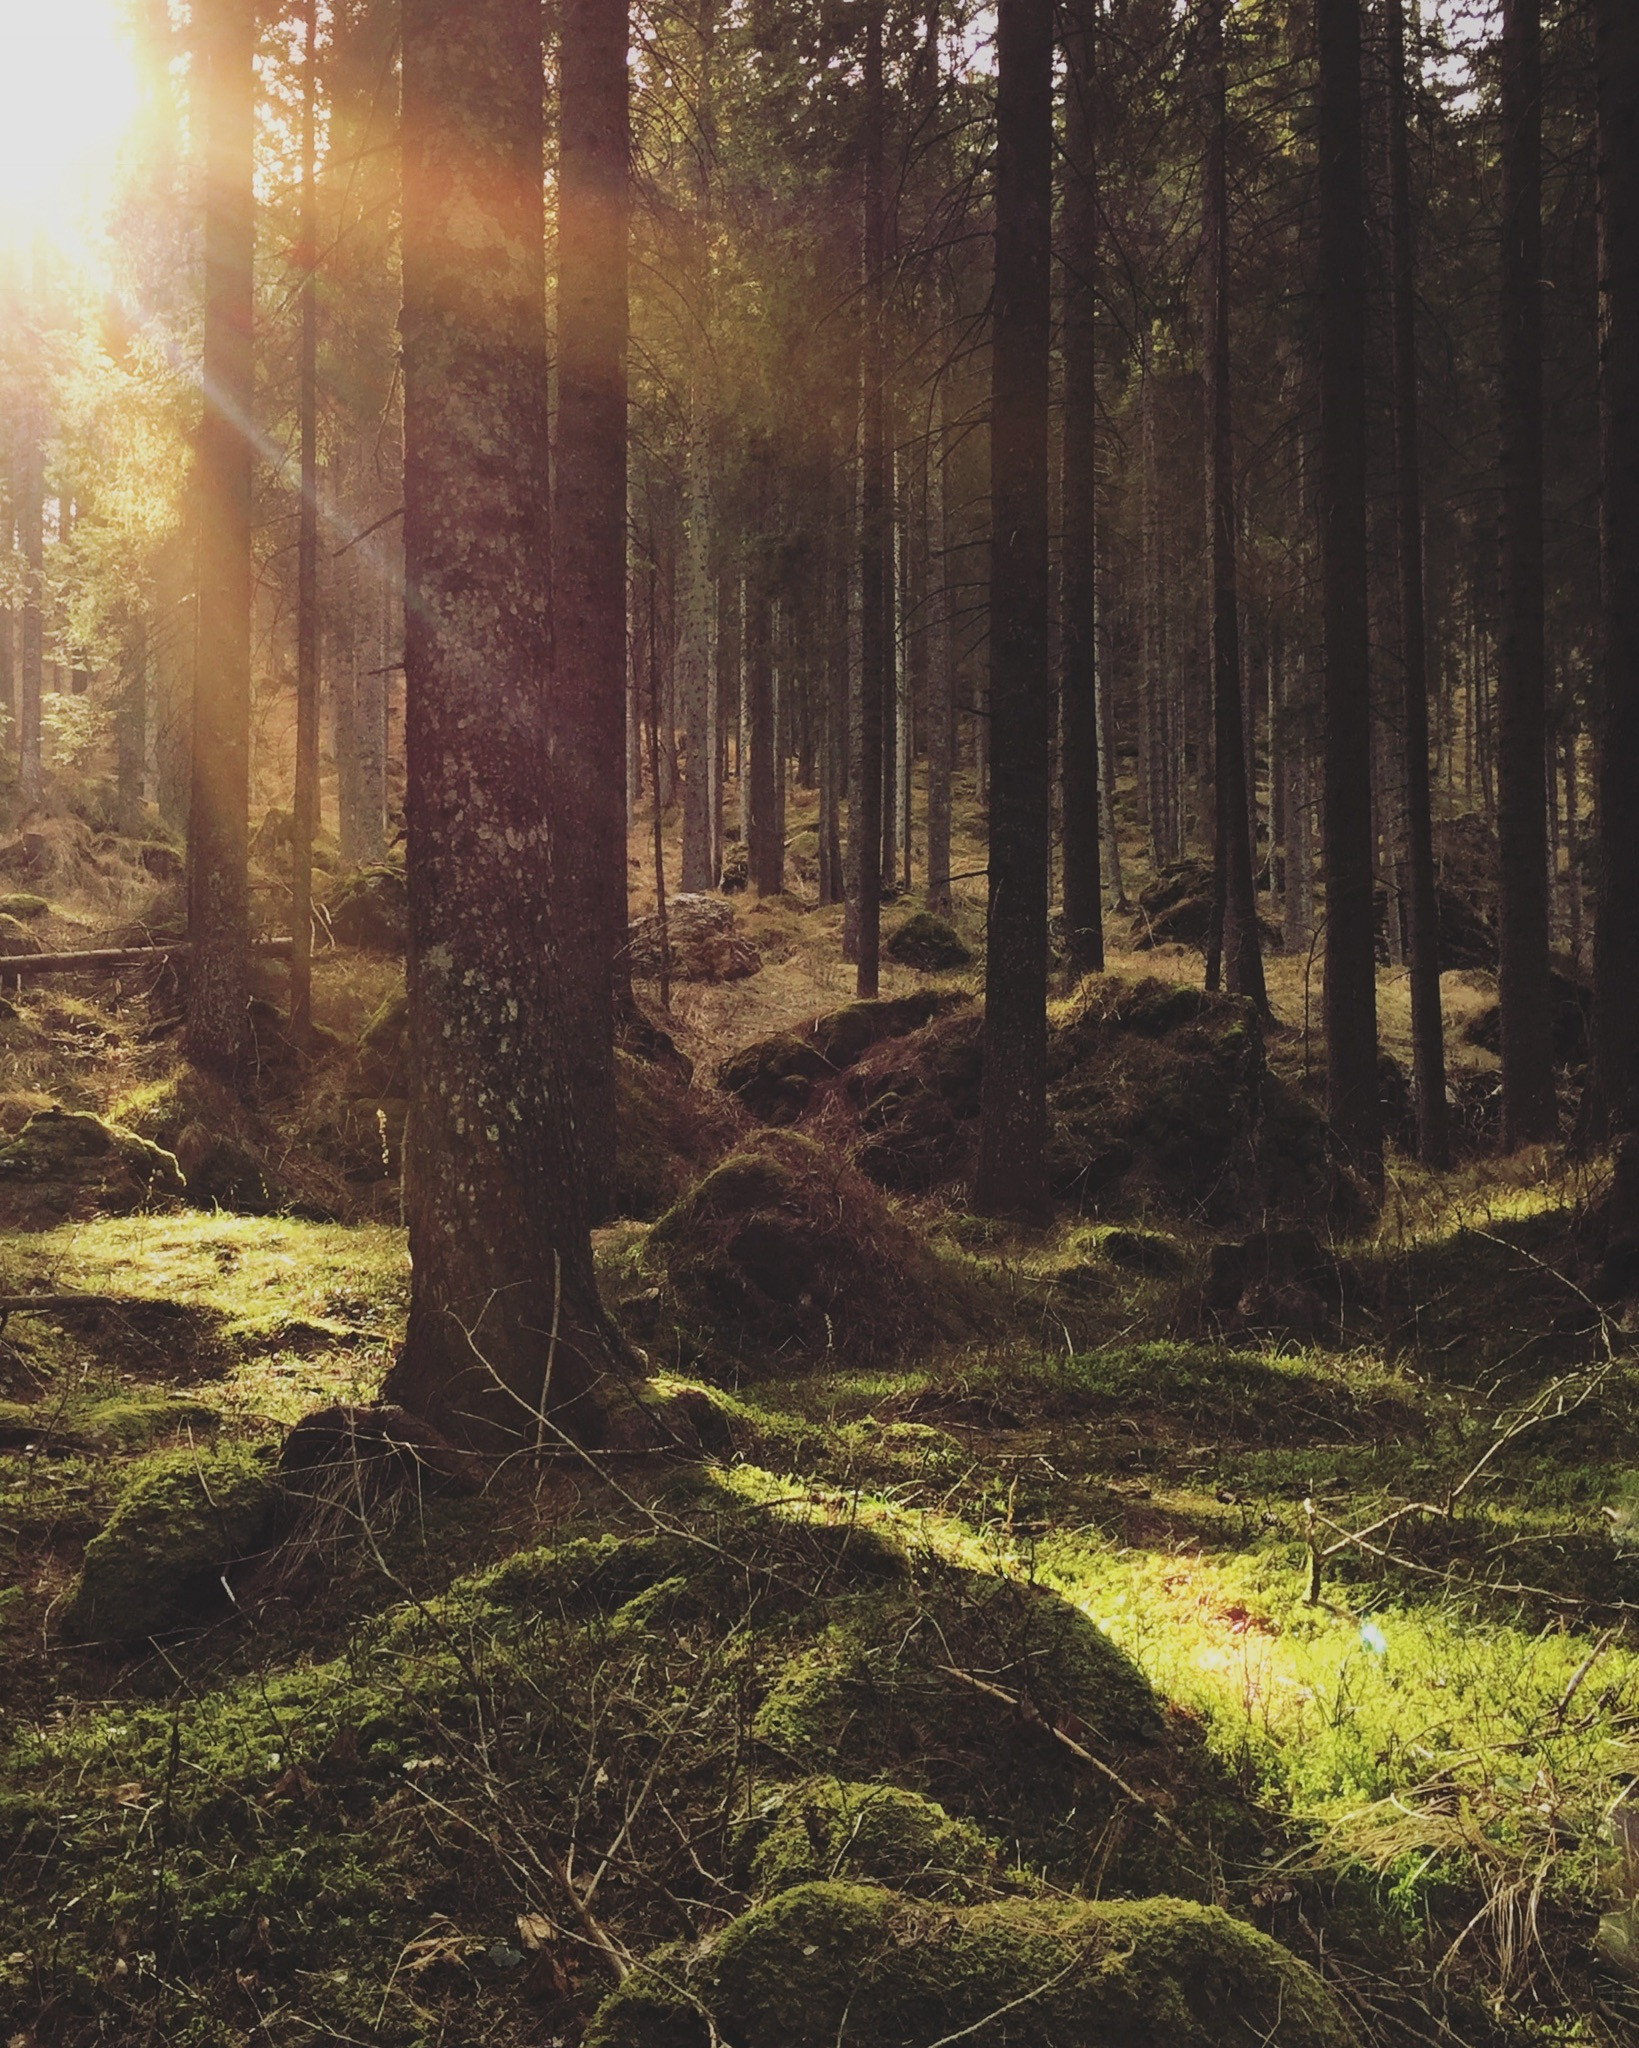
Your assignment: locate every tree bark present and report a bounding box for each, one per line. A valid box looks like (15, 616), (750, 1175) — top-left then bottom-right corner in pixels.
(1317, 0), (1381, 1179)
(855, 0), (887, 995)
(290, 0), (321, 1045)
(1593, 0), (1639, 1136)
(1202, 0), (1265, 1010)
(553, 0), (630, 1219)
(1496, 0), (1556, 1145)
(926, 372), (955, 915)
(1059, 0), (1104, 976)
(746, 446), (782, 895)
(187, 0), (254, 1076)
(18, 390), (43, 813)
(1387, 0), (1448, 1165)
(974, 0), (1053, 1221)
(384, 0), (646, 1454)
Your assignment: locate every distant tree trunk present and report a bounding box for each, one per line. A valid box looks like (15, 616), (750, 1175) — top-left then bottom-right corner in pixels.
(18, 400), (43, 812)
(384, 0), (647, 1453)
(188, 0), (254, 1076)
(1317, 0), (1381, 1178)
(290, 0), (320, 1043)
(926, 374), (955, 915)
(855, 0), (887, 995)
(1202, 0), (1265, 1010)
(1593, 0), (1639, 1136)
(1496, 0), (1555, 1145)
(0, 507), (12, 736)
(715, 557), (741, 879)
(553, 0), (629, 1218)
(746, 448), (782, 895)
(115, 621), (147, 836)
(1059, 0), (1103, 976)
(882, 433), (901, 896)
(679, 400), (714, 893)
(974, 0), (1052, 1221)
(1387, 0), (1448, 1165)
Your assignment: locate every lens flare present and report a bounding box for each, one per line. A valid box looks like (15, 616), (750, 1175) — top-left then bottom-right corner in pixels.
(0, 0), (142, 265)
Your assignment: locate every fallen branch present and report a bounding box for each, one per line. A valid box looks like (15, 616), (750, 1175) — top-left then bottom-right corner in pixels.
(933, 1662), (1190, 1844)
(0, 937), (294, 980)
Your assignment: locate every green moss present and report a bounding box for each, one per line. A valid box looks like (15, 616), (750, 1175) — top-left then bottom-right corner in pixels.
(60, 1442), (280, 1644)
(0, 1107), (186, 1226)
(744, 1778), (1008, 1900)
(716, 1033), (829, 1123)
(0, 892), (48, 919)
(589, 1883), (1354, 2048)
(884, 911), (973, 972)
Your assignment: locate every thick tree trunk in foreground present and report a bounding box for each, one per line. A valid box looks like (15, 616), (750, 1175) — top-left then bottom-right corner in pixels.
(1496, 0), (1556, 1145)
(974, 0), (1052, 1220)
(1203, 0), (1264, 1010)
(855, 0), (887, 996)
(187, 0), (254, 1076)
(1593, 0), (1639, 1136)
(1317, 0), (1381, 1179)
(1059, 0), (1103, 977)
(553, 0), (630, 1218)
(385, 0), (645, 1453)
(1387, 0), (1448, 1165)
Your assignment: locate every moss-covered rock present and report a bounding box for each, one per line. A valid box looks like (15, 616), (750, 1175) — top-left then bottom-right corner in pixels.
(721, 992), (971, 1126)
(645, 1131), (970, 1365)
(60, 1443), (280, 1644)
(743, 1778), (1008, 1901)
(0, 891), (49, 920)
(588, 1883), (1354, 2048)
(885, 911), (973, 972)
(327, 862), (407, 951)
(0, 1107), (186, 1227)
(628, 893), (761, 982)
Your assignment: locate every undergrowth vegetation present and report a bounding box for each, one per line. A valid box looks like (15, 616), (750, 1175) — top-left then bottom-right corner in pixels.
(0, 789), (1636, 2045)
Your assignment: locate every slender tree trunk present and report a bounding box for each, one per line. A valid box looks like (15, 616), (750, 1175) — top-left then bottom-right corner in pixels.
(1593, 0), (1639, 1136)
(1496, 0), (1556, 1144)
(188, 0), (254, 1076)
(1060, 0), (1103, 975)
(116, 621), (147, 836)
(553, 0), (630, 1217)
(974, 0), (1052, 1220)
(746, 449), (781, 895)
(1203, 0), (1265, 1009)
(385, 0), (646, 1453)
(926, 373), (955, 915)
(290, 0), (320, 1043)
(855, 0), (887, 994)
(1386, 0), (1447, 1163)
(1317, 0), (1381, 1178)
(882, 434), (901, 896)
(679, 399), (714, 893)
(18, 395), (43, 813)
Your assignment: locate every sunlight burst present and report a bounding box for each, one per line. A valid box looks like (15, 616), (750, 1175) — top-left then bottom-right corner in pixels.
(0, 0), (141, 263)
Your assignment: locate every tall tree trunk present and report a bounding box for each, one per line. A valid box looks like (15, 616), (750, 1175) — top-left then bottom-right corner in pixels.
(385, 0), (646, 1452)
(1593, 0), (1639, 1136)
(678, 401), (714, 893)
(882, 433), (901, 895)
(1203, 0), (1265, 1009)
(974, 0), (1052, 1220)
(1496, 0), (1555, 1144)
(553, 0), (629, 1217)
(926, 372), (955, 914)
(855, 0), (887, 995)
(290, 0), (320, 1043)
(1059, 0), (1103, 975)
(18, 392), (43, 812)
(1317, 0), (1381, 1178)
(115, 620), (147, 836)
(1387, 0), (1448, 1164)
(188, 0), (254, 1076)
(746, 447), (782, 895)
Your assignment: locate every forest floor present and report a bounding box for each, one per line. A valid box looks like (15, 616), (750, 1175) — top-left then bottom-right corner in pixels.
(1, 783), (1637, 2047)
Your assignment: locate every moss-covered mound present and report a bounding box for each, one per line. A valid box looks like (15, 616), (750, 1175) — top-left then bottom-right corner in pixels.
(644, 1132), (969, 1364)
(327, 862), (407, 951)
(628, 893), (761, 982)
(720, 990), (970, 1125)
(115, 1067), (299, 1216)
(0, 891), (49, 919)
(588, 1884), (1354, 2048)
(616, 1049), (741, 1220)
(59, 1443), (280, 1644)
(0, 1106), (186, 1227)
(885, 910), (973, 971)
(742, 1778), (1010, 1901)
(831, 975), (1335, 1218)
